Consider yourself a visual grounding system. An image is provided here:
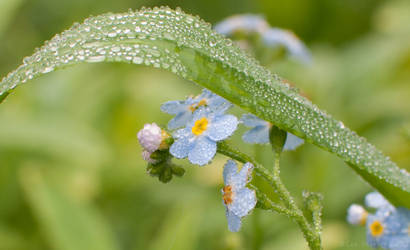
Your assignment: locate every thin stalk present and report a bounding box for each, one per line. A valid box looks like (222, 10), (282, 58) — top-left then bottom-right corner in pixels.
(249, 184), (294, 216)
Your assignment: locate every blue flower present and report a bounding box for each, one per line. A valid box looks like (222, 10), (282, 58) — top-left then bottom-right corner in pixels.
(214, 15), (311, 64)
(222, 160), (256, 232)
(161, 89), (231, 130)
(262, 28), (311, 64)
(169, 108), (238, 166)
(214, 14), (269, 36)
(241, 114), (304, 151)
(366, 207), (397, 249)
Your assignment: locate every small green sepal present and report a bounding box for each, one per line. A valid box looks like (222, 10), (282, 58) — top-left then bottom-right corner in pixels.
(171, 165), (185, 177)
(269, 125), (287, 154)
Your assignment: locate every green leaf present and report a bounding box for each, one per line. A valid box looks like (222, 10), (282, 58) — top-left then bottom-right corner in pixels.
(20, 166), (119, 250)
(0, 7), (409, 207)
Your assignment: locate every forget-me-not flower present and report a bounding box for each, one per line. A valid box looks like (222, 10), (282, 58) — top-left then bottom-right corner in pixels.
(214, 14), (269, 36)
(241, 114), (304, 151)
(214, 15), (311, 64)
(222, 160), (256, 232)
(346, 192), (410, 249)
(366, 207), (397, 249)
(161, 89), (231, 130)
(169, 108), (238, 166)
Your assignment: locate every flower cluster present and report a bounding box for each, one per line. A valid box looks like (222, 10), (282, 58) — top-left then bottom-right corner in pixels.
(214, 14), (311, 63)
(137, 88), (306, 231)
(137, 123), (184, 183)
(347, 192), (410, 249)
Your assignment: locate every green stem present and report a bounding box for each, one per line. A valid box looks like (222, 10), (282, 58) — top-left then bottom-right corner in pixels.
(312, 207), (322, 237)
(304, 191), (323, 240)
(217, 141), (322, 250)
(250, 184), (294, 216)
(272, 151), (322, 250)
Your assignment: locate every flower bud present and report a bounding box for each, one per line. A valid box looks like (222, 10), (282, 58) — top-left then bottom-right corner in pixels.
(347, 204), (368, 225)
(137, 123), (170, 152)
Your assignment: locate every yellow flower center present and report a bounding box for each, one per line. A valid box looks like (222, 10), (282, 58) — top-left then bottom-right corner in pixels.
(189, 99), (208, 112)
(192, 117), (208, 136)
(370, 220), (384, 237)
(223, 185), (233, 205)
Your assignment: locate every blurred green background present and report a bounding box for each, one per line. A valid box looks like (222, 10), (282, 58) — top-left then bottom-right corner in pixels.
(0, 0), (409, 249)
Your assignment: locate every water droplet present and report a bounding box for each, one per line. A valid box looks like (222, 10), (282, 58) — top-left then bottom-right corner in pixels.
(132, 57), (143, 64)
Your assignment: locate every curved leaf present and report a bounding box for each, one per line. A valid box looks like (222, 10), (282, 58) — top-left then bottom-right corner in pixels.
(0, 7), (409, 207)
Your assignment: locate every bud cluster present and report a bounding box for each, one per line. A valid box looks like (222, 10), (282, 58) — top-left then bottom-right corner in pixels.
(137, 122), (184, 183)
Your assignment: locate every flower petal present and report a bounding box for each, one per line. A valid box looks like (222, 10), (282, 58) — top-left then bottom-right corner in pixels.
(226, 210), (242, 232)
(230, 188), (256, 217)
(206, 91), (231, 112)
(240, 114), (268, 127)
(389, 235), (410, 250)
(168, 111), (193, 130)
(365, 192), (394, 211)
(385, 208), (410, 234)
(283, 132), (304, 151)
(223, 160), (238, 185)
(170, 136), (194, 159)
(214, 14), (268, 36)
(233, 163), (253, 189)
(191, 108), (211, 121)
(173, 128), (191, 139)
(242, 126), (270, 144)
(262, 28), (311, 63)
(160, 100), (187, 115)
(188, 136), (217, 166)
(207, 114), (238, 141)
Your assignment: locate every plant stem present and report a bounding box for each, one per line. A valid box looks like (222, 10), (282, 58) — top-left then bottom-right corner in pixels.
(271, 151), (322, 250)
(217, 141), (322, 250)
(304, 191), (323, 241)
(250, 184), (294, 216)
